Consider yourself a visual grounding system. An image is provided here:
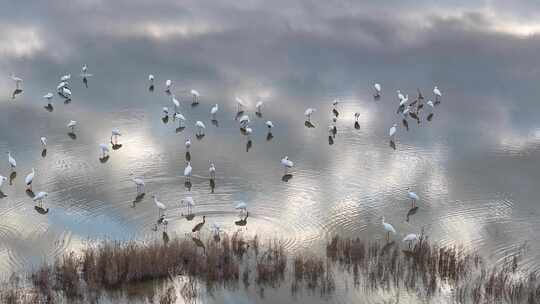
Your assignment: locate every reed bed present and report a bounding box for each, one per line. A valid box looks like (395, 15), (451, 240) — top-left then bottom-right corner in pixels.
(0, 233), (539, 303)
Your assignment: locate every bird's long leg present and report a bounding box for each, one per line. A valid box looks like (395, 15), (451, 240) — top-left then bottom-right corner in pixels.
(408, 242), (412, 249)
(386, 231), (389, 242)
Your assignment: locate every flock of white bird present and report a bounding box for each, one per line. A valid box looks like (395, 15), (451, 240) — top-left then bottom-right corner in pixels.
(2, 68), (443, 245)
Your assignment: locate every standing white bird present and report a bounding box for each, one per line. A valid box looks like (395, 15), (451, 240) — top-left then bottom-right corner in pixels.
(43, 93), (53, 105)
(407, 189), (419, 208)
(67, 120), (77, 133)
(402, 233), (419, 249)
(281, 156), (294, 174)
(389, 123), (397, 138)
(332, 99), (339, 107)
(304, 108), (316, 121)
(148, 74), (155, 84)
(9, 74), (23, 89)
(132, 177), (145, 195)
(99, 143), (110, 158)
(60, 74), (71, 82)
(211, 223), (222, 240)
(172, 96), (180, 113)
(235, 201), (248, 215)
(165, 79), (172, 92)
(153, 195), (167, 219)
(81, 65), (92, 78)
(245, 127), (253, 140)
(399, 95), (409, 107)
(181, 196), (195, 215)
(255, 100), (264, 114)
(33, 191), (48, 208)
(235, 97), (245, 113)
(174, 113), (185, 127)
(7, 152), (16, 169)
(184, 162), (193, 182)
(374, 83), (382, 97)
(433, 86), (442, 100)
(60, 87), (72, 99)
(185, 138), (191, 151)
(111, 128), (121, 144)
(81, 64), (87, 74)
(191, 89), (200, 104)
(162, 107), (169, 116)
(25, 168), (35, 190)
(57, 82), (68, 91)
(195, 121), (206, 136)
(427, 100), (434, 108)
(266, 121), (274, 129)
(382, 217), (396, 241)
(397, 90), (405, 101)
(239, 115), (250, 129)
(0, 175), (7, 190)
(210, 104), (219, 119)
(209, 162), (216, 180)
(40, 137), (47, 147)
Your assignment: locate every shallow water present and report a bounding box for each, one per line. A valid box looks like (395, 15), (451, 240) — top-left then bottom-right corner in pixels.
(2, 1), (540, 302)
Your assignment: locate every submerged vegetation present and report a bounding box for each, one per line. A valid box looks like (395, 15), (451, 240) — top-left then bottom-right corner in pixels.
(1, 232), (538, 303)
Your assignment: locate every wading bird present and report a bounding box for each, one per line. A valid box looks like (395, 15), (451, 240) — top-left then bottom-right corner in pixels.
(7, 152), (16, 170)
(153, 195), (166, 220)
(172, 96), (180, 113)
(111, 128), (121, 144)
(235, 97), (245, 113)
(239, 114), (250, 130)
(33, 191), (48, 208)
(175, 113), (185, 128)
(433, 86), (442, 100)
(184, 162), (192, 182)
(304, 108), (316, 122)
(165, 79), (172, 92)
(191, 89), (200, 104)
(382, 217), (396, 242)
(209, 162), (216, 180)
(255, 100), (263, 114)
(281, 156), (294, 174)
(67, 120), (77, 133)
(25, 168), (35, 190)
(195, 121), (206, 136)
(210, 104), (218, 119)
(192, 215), (206, 233)
(235, 201), (248, 215)
(374, 83), (381, 97)
(40, 137), (47, 147)
(132, 177), (145, 195)
(99, 143), (109, 158)
(43, 93), (53, 105)
(402, 233), (419, 249)
(181, 196), (195, 215)
(407, 189), (419, 208)
(9, 74), (23, 89)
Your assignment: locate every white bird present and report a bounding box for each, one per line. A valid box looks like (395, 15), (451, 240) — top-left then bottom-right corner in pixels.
(382, 217), (396, 241)
(40, 137), (47, 147)
(399, 95), (409, 106)
(25, 168), (35, 190)
(281, 156), (294, 174)
(210, 104), (219, 119)
(153, 195), (167, 219)
(57, 82), (68, 91)
(33, 191), (48, 208)
(266, 121), (274, 129)
(80, 65), (92, 78)
(239, 115), (250, 129)
(332, 99), (339, 107)
(172, 96), (180, 113)
(374, 83), (381, 96)
(185, 138), (191, 151)
(184, 162), (193, 182)
(9, 74), (23, 88)
(397, 90), (405, 101)
(111, 128), (121, 144)
(67, 120), (77, 133)
(402, 233), (419, 249)
(181, 196), (195, 215)
(245, 127), (253, 140)
(148, 74), (155, 84)
(402, 106), (411, 117)
(165, 79), (172, 91)
(43, 93), (53, 104)
(433, 86), (442, 99)
(195, 121), (206, 136)
(235, 97), (245, 113)
(427, 100), (434, 108)
(0, 175), (7, 189)
(389, 123), (397, 138)
(191, 89), (200, 104)
(255, 100), (264, 114)
(235, 201), (248, 215)
(7, 152), (16, 169)
(211, 223), (222, 240)
(132, 177), (145, 195)
(304, 108), (316, 121)
(99, 143), (110, 158)
(60, 87), (72, 98)
(209, 162), (216, 180)
(174, 113), (185, 127)
(407, 189), (419, 208)
(60, 74), (71, 82)
(162, 107), (169, 116)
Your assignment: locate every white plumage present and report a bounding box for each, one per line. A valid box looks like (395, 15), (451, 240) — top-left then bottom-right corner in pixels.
(235, 201), (248, 213)
(382, 217), (396, 235)
(185, 138), (191, 150)
(7, 152), (16, 168)
(99, 143), (109, 157)
(0, 175), (7, 188)
(195, 121), (206, 136)
(374, 83), (381, 94)
(60, 74), (71, 82)
(304, 108), (316, 119)
(255, 100), (263, 113)
(67, 120), (77, 132)
(433, 86), (442, 97)
(210, 104), (219, 118)
(239, 115), (250, 129)
(397, 90), (405, 101)
(184, 162), (193, 179)
(266, 121), (274, 129)
(403, 233), (419, 242)
(165, 79), (172, 91)
(389, 123), (397, 137)
(25, 168), (35, 188)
